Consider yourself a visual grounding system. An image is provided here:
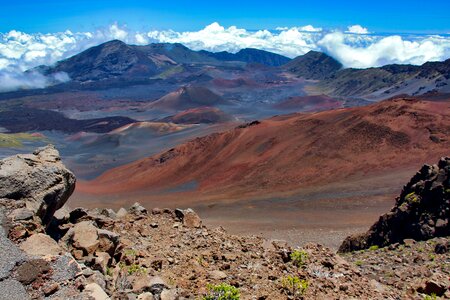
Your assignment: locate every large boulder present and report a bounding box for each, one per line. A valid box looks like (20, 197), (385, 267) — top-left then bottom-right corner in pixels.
(174, 208), (202, 228)
(339, 157), (450, 252)
(0, 145), (76, 225)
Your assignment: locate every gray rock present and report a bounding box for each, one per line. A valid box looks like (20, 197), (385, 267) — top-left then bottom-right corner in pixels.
(0, 279), (29, 300)
(0, 145), (76, 225)
(10, 208), (34, 221)
(0, 210), (26, 280)
(50, 253), (82, 282)
(129, 203), (147, 215)
(116, 208), (128, 218)
(100, 208), (117, 219)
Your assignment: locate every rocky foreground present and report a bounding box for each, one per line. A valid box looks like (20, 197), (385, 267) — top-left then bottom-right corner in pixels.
(0, 146), (449, 299)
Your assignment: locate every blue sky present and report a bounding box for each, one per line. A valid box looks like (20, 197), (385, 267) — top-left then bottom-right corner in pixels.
(1, 0), (449, 33)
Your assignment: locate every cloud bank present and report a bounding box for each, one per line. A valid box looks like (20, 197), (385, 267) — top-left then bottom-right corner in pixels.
(1, 22), (450, 91)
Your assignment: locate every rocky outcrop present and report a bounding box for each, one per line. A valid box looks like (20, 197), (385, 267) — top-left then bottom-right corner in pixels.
(0, 148), (448, 299)
(0, 145), (76, 225)
(340, 157), (449, 252)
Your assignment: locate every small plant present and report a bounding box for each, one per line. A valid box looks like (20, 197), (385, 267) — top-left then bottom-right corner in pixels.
(290, 249), (308, 267)
(405, 192), (420, 203)
(127, 264), (147, 275)
(355, 260), (363, 266)
(429, 253), (436, 261)
(368, 245), (379, 251)
(281, 276), (308, 298)
(124, 249), (137, 257)
(106, 266), (113, 276)
(424, 293), (437, 300)
(203, 283), (240, 300)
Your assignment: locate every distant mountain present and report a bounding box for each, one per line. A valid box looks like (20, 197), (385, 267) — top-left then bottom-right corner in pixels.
(283, 51), (343, 80)
(39, 40), (293, 82)
(148, 86), (227, 111)
(318, 59), (450, 99)
(40, 40), (161, 81)
(200, 48), (291, 66)
(137, 42), (217, 64)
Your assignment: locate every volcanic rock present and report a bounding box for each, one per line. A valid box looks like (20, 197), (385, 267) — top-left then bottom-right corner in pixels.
(64, 221), (100, 255)
(20, 233), (62, 256)
(339, 157), (449, 252)
(175, 208), (202, 228)
(0, 145), (76, 225)
(129, 202), (147, 216)
(83, 282), (110, 300)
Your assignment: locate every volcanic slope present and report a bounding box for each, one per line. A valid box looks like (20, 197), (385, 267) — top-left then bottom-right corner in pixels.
(148, 86), (227, 111)
(161, 107), (232, 124)
(79, 98), (449, 200)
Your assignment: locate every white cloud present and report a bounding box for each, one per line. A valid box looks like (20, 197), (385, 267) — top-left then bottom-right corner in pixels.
(276, 25), (322, 32)
(318, 32), (448, 68)
(0, 22), (450, 92)
(346, 25), (370, 34)
(300, 25), (323, 32)
(0, 69), (69, 92)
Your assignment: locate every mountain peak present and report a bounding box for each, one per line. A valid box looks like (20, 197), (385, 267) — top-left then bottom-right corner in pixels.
(283, 50), (342, 79)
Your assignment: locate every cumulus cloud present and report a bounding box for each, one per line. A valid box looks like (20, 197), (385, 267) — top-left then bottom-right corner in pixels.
(346, 25), (370, 34)
(276, 25), (322, 32)
(1, 22), (450, 91)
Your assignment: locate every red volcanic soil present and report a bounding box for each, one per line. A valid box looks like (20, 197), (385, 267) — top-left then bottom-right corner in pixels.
(161, 107), (231, 124)
(212, 77), (258, 88)
(148, 86), (226, 111)
(273, 94), (343, 111)
(78, 98), (450, 201)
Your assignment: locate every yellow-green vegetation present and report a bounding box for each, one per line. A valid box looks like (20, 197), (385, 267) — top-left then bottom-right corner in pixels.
(0, 133), (45, 148)
(153, 65), (184, 79)
(118, 261), (147, 275)
(429, 253), (436, 261)
(124, 249), (137, 257)
(423, 293), (438, 300)
(127, 264), (147, 275)
(355, 260), (363, 266)
(281, 276), (309, 298)
(203, 283), (240, 300)
(290, 249), (308, 267)
(405, 192), (420, 203)
(368, 245), (379, 251)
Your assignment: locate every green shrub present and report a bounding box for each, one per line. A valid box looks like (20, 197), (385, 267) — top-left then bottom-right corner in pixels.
(203, 283), (240, 300)
(368, 245), (379, 251)
(290, 250), (308, 267)
(355, 260), (363, 266)
(128, 264), (146, 275)
(281, 276), (308, 298)
(423, 293), (437, 300)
